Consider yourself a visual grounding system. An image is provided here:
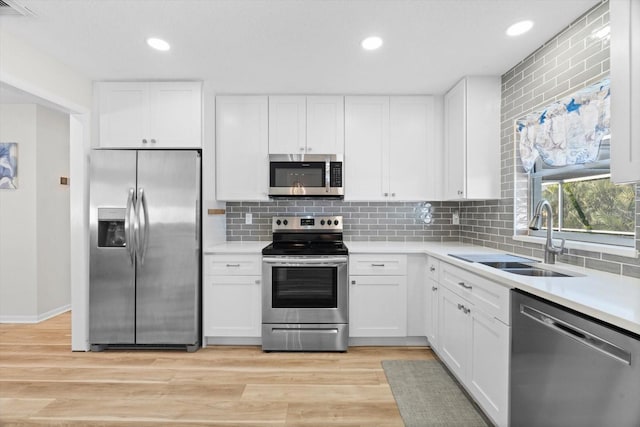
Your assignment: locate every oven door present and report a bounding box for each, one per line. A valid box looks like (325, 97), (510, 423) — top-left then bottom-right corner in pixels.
(262, 256), (348, 324)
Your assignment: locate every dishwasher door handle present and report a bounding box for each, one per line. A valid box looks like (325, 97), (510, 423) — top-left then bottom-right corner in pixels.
(521, 304), (632, 365)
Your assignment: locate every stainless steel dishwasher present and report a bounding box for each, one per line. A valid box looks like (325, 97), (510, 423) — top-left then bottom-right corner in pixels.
(510, 289), (640, 427)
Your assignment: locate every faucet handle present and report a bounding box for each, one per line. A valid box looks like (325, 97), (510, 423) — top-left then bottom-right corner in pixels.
(550, 237), (566, 254)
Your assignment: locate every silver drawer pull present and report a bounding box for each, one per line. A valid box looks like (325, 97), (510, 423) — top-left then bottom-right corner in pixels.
(351, 280), (357, 285)
(430, 266), (436, 272)
(458, 281), (472, 290)
(431, 286), (438, 291)
(226, 263), (240, 267)
(457, 303), (463, 310)
(371, 263), (385, 267)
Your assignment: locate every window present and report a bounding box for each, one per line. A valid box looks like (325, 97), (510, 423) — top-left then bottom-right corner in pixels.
(530, 148), (636, 247)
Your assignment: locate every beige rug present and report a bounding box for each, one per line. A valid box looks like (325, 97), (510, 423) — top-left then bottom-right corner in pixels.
(382, 359), (492, 427)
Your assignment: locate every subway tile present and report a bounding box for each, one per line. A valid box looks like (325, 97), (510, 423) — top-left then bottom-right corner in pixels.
(585, 258), (622, 275)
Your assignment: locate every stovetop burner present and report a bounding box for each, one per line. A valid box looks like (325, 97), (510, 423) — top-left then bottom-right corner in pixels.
(262, 215), (348, 256)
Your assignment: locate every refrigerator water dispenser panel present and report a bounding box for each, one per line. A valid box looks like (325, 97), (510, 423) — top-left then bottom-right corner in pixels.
(98, 208), (126, 247)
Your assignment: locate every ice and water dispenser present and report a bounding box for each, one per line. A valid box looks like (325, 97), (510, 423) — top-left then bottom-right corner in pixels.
(97, 208), (126, 247)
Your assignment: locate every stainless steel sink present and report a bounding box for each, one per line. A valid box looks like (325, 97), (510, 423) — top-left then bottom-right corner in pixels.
(478, 261), (535, 269)
(500, 267), (571, 278)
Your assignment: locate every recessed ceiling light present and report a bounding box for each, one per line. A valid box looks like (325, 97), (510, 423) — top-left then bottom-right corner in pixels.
(146, 37), (170, 51)
(361, 36), (383, 51)
(506, 20), (534, 37)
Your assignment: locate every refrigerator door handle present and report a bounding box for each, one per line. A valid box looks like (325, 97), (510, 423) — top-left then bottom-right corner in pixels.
(136, 187), (150, 264)
(125, 188), (136, 265)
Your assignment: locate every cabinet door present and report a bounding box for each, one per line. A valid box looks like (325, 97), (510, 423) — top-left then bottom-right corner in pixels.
(425, 278), (439, 350)
(443, 79), (466, 200)
(610, 0), (640, 183)
(349, 275), (407, 337)
(344, 96), (389, 201)
(437, 286), (471, 380)
(149, 82), (202, 148)
(216, 96), (269, 201)
(389, 96), (435, 201)
(98, 82), (148, 148)
(204, 275), (262, 337)
(268, 96), (306, 154)
(307, 96), (344, 155)
(469, 309), (510, 427)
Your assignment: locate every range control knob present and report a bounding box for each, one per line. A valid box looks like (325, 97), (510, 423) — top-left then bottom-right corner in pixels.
(320, 220), (325, 225)
(283, 219), (288, 226)
(334, 220), (339, 226)
(276, 219), (282, 226)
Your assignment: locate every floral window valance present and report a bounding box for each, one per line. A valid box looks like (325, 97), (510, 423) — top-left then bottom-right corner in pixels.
(516, 79), (610, 173)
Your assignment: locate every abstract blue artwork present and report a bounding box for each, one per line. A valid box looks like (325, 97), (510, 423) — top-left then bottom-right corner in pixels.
(0, 142), (18, 189)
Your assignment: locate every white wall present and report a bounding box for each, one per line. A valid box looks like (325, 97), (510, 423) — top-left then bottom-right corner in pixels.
(0, 30), (91, 111)
(0, 104), (71, 322)
(0, 105), (38, 319)
(36, 106), (70, 316)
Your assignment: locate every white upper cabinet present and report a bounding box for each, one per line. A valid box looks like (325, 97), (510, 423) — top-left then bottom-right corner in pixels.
(268, 95), (344, 155)
(610, 0), (640, 183)
(97, 81), (202, 148)
(345, 96), (439, 201)
(443, 76), (500, 200)
(306, 96), (345, 154)
(216, 96), (269, 201)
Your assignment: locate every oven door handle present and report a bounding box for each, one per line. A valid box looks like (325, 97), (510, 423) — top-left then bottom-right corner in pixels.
(263, 256), (348, 265)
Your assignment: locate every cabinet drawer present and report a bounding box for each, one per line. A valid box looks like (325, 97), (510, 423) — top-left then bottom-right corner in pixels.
(440, 262), (510, 324)
(205, 254), (262, 276)
(349, 254), (407, 276)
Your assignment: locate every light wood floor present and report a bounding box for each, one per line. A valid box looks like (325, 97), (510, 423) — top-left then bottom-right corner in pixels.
(0, 312), (435, 426)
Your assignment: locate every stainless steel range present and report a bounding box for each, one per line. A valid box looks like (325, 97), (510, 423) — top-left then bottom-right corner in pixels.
(262, 215), (348, 352)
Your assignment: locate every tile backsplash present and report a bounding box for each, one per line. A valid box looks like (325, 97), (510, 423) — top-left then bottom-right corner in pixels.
(459, 0), (640, 279)
(226, 200), (461, 242)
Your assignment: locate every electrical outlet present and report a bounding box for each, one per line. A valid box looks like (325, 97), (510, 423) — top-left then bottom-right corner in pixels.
(452, 211), (460, 225)
(245, 213), (253, 224)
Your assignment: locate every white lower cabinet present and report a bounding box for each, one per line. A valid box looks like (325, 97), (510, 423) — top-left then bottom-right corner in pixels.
(203, 254), (262, 338)
(349, 254), (407, 337)
(436, 262), (510, 427)
(424, 257), (440, 350)
(468, 306), (510, 427)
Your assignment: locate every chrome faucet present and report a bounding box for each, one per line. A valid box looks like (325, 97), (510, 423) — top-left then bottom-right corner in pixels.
(528, 199), (566, 264)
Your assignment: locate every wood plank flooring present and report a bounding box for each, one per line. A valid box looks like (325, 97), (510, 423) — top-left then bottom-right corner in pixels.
(0, 312), (435, 426)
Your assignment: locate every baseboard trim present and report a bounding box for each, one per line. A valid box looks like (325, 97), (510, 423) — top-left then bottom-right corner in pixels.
(204, 337), (262, 347)
(349, 336), (429, 346)
(0, 304), (71, 324)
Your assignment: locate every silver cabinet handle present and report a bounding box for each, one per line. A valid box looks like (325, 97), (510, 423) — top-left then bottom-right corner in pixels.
(463, 307), (470, 314)
(142, 138), (148, 144)
(351, 280), (356, 285)
(307, 146), (312, 151)
(391, 192), (396, 197)
(384, 192), (389, 197)
(431, 286), (438, 291)
(226, 264), (240, 267)
(429, 266), (436, 272)
(371, 263), (385, 267)
(457, 303), (463, 310)
(458, 281), (472, 290)
(150, 138), (156, 144)
(255, 279), (261, 284)
(457, 190), (463, 195)
(300, 147), (305, 151)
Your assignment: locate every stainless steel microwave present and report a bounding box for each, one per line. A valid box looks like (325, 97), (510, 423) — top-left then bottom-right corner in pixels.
(269, 154), (344, 198)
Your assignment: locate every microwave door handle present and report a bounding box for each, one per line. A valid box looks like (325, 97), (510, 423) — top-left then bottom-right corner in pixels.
(325, 161), (330, 193)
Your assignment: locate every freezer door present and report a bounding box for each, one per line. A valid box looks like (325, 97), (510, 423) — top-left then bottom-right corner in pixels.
(135, 150), (201, 345)
(89, 150), (137, 345)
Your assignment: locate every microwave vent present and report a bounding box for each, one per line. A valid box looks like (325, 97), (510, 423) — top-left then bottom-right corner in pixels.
(0, 0), (36, 16)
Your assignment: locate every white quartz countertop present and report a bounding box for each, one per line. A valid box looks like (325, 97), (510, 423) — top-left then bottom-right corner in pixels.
(205, 240), (640, 335)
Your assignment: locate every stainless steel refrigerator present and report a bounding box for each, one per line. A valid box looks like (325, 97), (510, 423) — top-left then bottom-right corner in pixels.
(89, 149), (201, 352)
